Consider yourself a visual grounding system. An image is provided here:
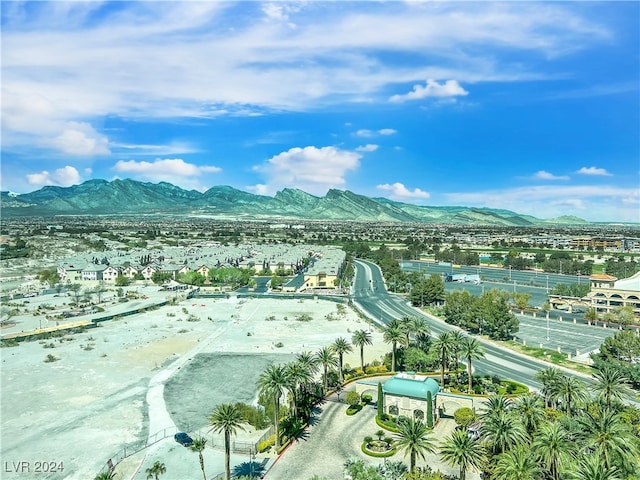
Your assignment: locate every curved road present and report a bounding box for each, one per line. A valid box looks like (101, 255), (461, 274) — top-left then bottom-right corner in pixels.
(352, 260), (596, 391)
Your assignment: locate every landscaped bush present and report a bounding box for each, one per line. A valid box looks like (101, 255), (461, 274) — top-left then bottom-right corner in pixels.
(257, 434), (275, 453)
(376, 414), (401, 433)
(365, 365), (388, 374)
(453, 407), (476, 428)
(347, 404), (363, 415)
(361, 394), (373, 404)
(345, 391), (360, 407)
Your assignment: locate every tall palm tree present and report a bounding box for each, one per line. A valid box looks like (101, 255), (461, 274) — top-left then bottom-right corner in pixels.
(296, 351), (319, 377)
(592, 366), (631, 408)
(257, 363), (287, 448)
(482, 394), (513, 420)
(493, 446), (542, 480)
(556, 376), (588, 416)
(189, 437), (208, 480)
(394, 418), (437, 473)
(460, 336), (485, 393)
(432, 331), (453, 385)
(383, 319), (406, 372)
(449, 330), (465, 374)
(440, 428), (485, 480)
(145, 461), (166, 480)
(408, 316), (430, 344)
(533, 421), (574, 480)
(576, 407), (639, 472)
(513, 393), (544, 436)
(316, 346), (338, 394)
(568, 454), (623, 480)
(331, 337), (352, 384)
(285, 360), (314, 419)
(399, 316), (415, 346)
(208, 403), (245, 480)
(351, 329), (372, 372)
(295, 351), (319, 400)
(535, 367), (563, 408)
(481, 411), (528, 456)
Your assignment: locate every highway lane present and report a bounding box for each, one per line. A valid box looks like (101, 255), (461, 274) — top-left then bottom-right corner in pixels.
(352, 259), (598, 390)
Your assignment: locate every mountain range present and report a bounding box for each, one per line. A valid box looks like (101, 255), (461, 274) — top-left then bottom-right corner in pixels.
(0, 179), (588, 225)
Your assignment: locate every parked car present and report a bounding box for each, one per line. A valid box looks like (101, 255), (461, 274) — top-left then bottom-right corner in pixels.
(174, 432), (193, 447)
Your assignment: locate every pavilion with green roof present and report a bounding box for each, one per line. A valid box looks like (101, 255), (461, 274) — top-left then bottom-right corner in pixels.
(356, 372), (441, 423)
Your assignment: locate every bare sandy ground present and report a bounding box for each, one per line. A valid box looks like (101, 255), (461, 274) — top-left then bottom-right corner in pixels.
(0, 293), (387, 480)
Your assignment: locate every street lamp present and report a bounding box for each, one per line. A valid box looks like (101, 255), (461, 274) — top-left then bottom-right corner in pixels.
(546, 315), (550, 341)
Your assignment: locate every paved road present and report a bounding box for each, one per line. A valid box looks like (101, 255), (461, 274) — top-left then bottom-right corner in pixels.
(352, 260), (597, 390)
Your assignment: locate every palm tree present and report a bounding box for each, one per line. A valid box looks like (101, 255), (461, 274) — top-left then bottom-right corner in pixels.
(556, 376), (588, 416)
(208, 403), (246, 480)
(481, 411), (528, 456)
(568, 454), (623, 480)
(295, 351), (319, 400)
(394, 417), (437, 473)
(383, 319), (406, 372)
(493, 446), (542, 480)
(145, 461), (166, 480)
(449, 330), (465, 374)
(351, 329), (372, 372)
(592, 366), (631, 408)
(533, 421), (574, 480)
(408, 316), (430, 343)
(576, 407), (639, 472)
(432, 331), (453, 385)
(316, 346), (338, 394)
(296, 351), (319, 377)
(189, 437), (208, 480)
(535, 367), (563, 408)
(513, 393), (544, 436)
(440, 428), (485, 480)
(331, 337), (352, 384)
(460, 336), (485, 393)
(482, 394), (513, 420)
(285, 360), (314, 419)
(257, 364), (287, 449)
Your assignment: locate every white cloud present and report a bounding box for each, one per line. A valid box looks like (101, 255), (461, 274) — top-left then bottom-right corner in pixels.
(533, 170), (570, 180)
(26, 166), (81, 187)
(1, 2), (608, 155)
(49, 122), (110, 155)
(378, 129), (397, 136)
(112, 158), (221, 189)
(445, 185), (639, 222)
(377, 182), (430, 200)
(355, 129), (374, 138)
(356, 144), (378, 152)
(251, 146), (361, 195)
(389, 79), (469, 103)
(355, 128), (396, 138)
(577, 166), (613, 176)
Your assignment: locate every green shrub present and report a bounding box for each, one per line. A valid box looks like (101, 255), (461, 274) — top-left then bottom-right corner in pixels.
(345, 391), (360, 407)
(346, 404), (363, 415)
(361, 394), (373, 404)
(257, 435), (275, 453)
(453, 407), (476, 428)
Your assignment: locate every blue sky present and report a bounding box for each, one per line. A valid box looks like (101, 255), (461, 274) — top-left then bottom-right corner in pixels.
(1, 1), (638, 222)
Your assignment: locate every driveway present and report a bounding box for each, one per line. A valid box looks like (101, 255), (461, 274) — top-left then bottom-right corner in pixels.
(264, 396), (479, 480)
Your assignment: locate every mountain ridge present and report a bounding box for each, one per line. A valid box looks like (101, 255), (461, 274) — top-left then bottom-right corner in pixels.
(0, 179), (589, 225)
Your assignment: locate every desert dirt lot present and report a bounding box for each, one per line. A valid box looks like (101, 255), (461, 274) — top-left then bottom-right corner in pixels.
(1, 291), (385, 480)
